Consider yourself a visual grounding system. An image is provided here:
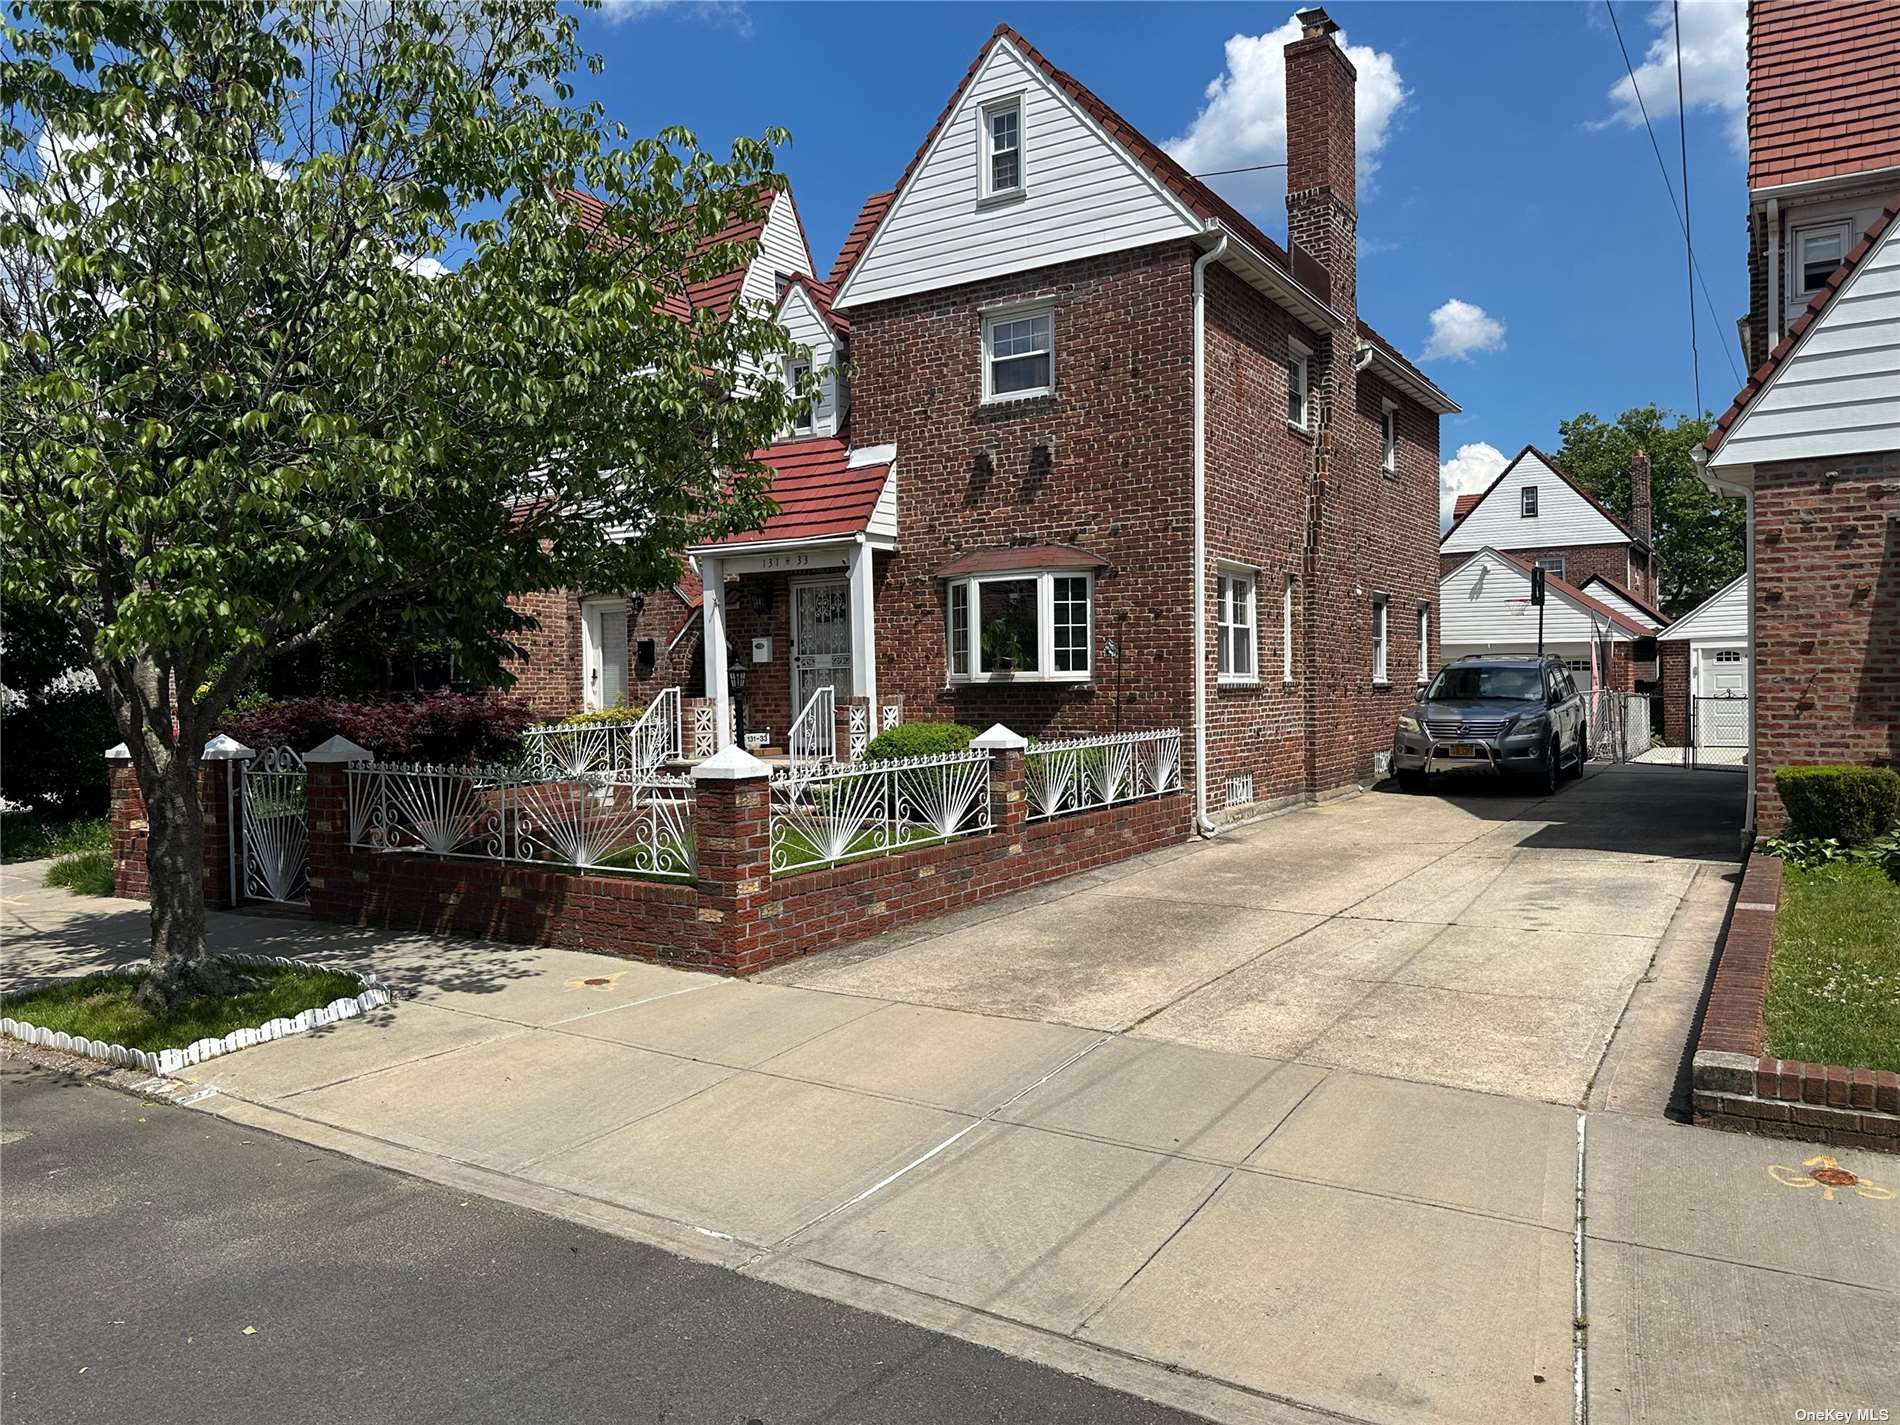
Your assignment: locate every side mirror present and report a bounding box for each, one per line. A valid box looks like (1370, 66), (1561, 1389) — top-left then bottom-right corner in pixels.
(1414, 684), (1427, 703)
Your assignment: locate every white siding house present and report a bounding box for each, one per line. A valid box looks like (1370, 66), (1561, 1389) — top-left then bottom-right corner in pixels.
(1440, 448), (1629, 556)
(831, 34), (1199, 310)
(1657, 574), (1750, 697)
(1579, 577), (1665, 631)
(1439, 548), (1642, 690)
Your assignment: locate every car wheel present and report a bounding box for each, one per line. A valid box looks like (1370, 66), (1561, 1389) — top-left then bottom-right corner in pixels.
(1568, 725), (1588, 778)
(1534, 739), (1561, 795)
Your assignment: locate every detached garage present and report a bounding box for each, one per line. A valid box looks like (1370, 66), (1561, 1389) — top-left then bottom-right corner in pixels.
(1656, 573), (1750, 749)
(1438, 546), (1648, 691)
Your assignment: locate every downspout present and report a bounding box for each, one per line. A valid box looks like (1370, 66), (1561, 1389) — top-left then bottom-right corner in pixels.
(1694, 446), (1758, 839)
(1192, 234), (1229, 837)
(1766, 197), (1781, 350)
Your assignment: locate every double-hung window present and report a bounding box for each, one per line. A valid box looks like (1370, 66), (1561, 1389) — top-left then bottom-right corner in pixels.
(1416, 602), (1431, 685)
(981, 97), (1024, 200)
(984, 307), (1053, 400)
(1371, 595), (1389, 685)
(945, 569), (1092, 682)
(1520, 485), (1539, 518)
(786, 357), (814, 435)
(1533, 555), (1566, 581)
(1792, 220), (1850, 305)
(1286, 340), (1311, 429)
(1380, 401), (1398, 473)
(1281, 574), (1296, 682)
(1217, 567), (1257, 682)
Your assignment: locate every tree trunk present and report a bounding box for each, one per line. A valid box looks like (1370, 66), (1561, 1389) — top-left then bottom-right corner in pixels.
(132, 747), (237, 1011)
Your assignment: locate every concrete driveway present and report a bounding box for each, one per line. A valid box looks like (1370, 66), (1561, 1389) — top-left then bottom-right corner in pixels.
(772, 761), (1747, 1105)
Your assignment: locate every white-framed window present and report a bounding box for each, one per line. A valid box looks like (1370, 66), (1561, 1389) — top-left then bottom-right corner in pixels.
(1285, 340), (1311, 429)
(1713, 648), (1744, 664)
(980, 96), (1024, 201)
(945, 569), (1092, 682)
(786, 356), (814, 435)
(1534, 555), (1566, 581)
(1216, 566), (1257, 682)
(1792, 220), (1851, 301)
(983, 306), (1054, 401)
(1521, 485), (1539, 518)
(1380, 400), (1398, 473)
(1416, 602), (1431, 684)
(1282, 574), (1296, 682)
(1371, 595), (1389, 685)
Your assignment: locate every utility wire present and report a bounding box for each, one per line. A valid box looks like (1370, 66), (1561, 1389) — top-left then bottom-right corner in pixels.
(1604, 0), (1743, 391)
(1192, 161), (1288, 177)
(1674, 0), (1702, 415)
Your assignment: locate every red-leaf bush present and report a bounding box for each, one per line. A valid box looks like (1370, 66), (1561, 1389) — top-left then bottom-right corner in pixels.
(225, 692), (536, 764)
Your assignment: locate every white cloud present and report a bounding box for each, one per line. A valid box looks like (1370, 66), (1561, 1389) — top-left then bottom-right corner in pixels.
(1439, 441), (1509, 531)
(1421, 298), (1506, 362)
(595, 0), (752, 36)
(1600, 0), (1747, 152)
(1163, 13), (1409, 213)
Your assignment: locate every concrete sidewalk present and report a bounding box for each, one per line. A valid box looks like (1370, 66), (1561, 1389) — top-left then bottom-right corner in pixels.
(6, 848), (1896, 1425)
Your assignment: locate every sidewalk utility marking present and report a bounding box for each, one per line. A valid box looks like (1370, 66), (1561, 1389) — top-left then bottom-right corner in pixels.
(1768, 1155), (1894, 1203)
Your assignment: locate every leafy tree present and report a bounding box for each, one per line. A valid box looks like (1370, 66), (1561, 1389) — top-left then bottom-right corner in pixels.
(1, 0), (802, 1006)
(1555, 406), (1744, 616)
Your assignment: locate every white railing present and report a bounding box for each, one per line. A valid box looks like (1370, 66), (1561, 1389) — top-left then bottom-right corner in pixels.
(1025, 729), (1183, 821)
(788, 684), (836, 768)
(520, 687), (682, 785)
(346, 762), (694, 879)
(769, 749), (992, 873)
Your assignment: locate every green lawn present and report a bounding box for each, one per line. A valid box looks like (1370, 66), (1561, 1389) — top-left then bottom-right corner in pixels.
(0, 965), (366, 1054)
(1764, 861), (1900, 1073)
(2, 812), (110, 864)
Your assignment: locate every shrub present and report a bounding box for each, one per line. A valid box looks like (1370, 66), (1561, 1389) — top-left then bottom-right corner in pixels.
(558, 704), (648, 727)
(2, 814), (110, 864)
(44, 848), (115, 897)
(224, 691), (536, 764)
(1776, 765), (1900, 846)
(862, 721), (976, 762)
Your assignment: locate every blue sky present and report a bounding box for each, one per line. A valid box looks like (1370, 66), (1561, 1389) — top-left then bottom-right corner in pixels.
(570, 0), (1750, 516)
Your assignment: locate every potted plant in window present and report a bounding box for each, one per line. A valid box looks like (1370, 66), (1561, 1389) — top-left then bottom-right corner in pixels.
(981, 611), (1033, 673)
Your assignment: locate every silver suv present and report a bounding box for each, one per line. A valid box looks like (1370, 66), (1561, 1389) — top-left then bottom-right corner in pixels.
(1391, 654), (1588, 793)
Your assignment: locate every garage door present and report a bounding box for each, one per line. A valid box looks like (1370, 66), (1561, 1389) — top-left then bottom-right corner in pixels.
(1697, 645), (1748, 697)
(1564, 659), (1596, 692)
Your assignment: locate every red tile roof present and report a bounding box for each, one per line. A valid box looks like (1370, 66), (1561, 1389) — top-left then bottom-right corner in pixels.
(825, 27), (1447, 410)
(696, 438), (891, 548)
(1747, 0), (1900, 192)
(1452, 493), (1483, 521)
(554, 185), (775, 322)
(1706, 199), (1900, 456)
(1493, 550), (1651, 638)
(935, 544), (1108, 577)
(1441, 444), (1643, 547)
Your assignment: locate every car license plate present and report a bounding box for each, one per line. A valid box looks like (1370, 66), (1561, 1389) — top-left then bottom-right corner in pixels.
(1448, 743), (1476, 758)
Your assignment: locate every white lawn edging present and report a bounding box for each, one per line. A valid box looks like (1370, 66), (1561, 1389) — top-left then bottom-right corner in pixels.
(0, 953), (391, 1077)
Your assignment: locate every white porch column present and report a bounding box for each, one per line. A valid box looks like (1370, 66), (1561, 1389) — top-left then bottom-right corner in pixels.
(701, 556), (732, 750)
(848, 537), (877, 707)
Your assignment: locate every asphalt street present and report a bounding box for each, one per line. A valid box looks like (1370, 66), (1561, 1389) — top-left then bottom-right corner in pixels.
(0, 1060), (1204, 1425)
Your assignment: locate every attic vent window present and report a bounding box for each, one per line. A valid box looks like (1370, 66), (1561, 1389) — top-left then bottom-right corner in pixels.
(982, 97), (1024, 201)
(1521, 486), (1539, 518)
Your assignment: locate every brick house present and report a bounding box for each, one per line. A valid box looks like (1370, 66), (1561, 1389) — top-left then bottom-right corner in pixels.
(1695, 0), (1899, 831)
(680, 11), (1457, 821)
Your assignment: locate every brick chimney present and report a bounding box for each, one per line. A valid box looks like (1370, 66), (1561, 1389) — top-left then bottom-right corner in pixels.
(1630, 447), (1653, 543)
(1285, 7), (1357, 317)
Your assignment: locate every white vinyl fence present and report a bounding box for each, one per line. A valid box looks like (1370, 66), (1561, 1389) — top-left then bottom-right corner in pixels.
(769, 749), (992, 873)
(1025, 730), (1183, 821)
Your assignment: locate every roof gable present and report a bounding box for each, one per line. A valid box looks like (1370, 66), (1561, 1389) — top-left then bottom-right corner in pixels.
(1439, 547), (1646, 645)
(1706, 199), (1900, 470)
(1579, 575), (1667, 629)
(1657, 573), (1749, 643)
(832, 30), (1203, 309)
(1439, 446), (1633, 553)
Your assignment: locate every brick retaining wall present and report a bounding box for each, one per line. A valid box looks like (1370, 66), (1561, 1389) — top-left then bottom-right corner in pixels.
(109, 758), (239, 908)
(1691, 851), (1900, 1151)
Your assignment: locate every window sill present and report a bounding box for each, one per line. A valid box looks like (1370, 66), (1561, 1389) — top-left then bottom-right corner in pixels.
(1286, 420), (1314, 441)
(946, 675), (1094, 687)
(974, 392), (1058, 422)
(1372, 680), (1393, 690)
(1217, 676), (1261, 690)
(976, 188), (1028, 212)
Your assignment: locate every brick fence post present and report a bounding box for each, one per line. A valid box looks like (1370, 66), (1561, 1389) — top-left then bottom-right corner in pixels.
(689, 745), (775, 973)
(106, 746), (149, 900)
(837, 697), (871, 761)
(301, 736), (374, 923)
(199, 735), (251, 909)
(972, 724), (1029, 854)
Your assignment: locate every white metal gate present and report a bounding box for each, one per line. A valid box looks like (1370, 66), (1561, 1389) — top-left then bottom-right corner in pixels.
(791, 580), (853, 714)
(241, 746), (309, 904)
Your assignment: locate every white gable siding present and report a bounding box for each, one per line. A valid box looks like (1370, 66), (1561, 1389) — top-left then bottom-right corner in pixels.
(1439, 551), (1633, 647)
(867, 467), (898, 543)
(1713, 216), (1900, 469)
(776, 285), (842, 436)
(1581, 581), (1662, 630)
(1440, 450), (1629, 553)
(1658, 574), (1748, 643)
(832, 39), (1199, 309)
(738, 191), (813, 314)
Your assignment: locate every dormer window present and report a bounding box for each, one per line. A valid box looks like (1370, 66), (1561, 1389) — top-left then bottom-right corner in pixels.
(1793, 221), (1850, 302)
(981, 97), (1023, 201)
(786, 357), (814, 435)
(1520, 485), (1539, 518)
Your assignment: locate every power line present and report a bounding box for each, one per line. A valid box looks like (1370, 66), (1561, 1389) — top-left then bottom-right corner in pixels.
(1603, 0), (1743, 393)
(1192, 161), (1288, 178)
(1674, 0), (1702, 416)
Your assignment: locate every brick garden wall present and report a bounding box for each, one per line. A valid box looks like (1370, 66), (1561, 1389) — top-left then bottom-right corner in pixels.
(109, 759), (238, 908)
(1751, 448), (1900, 831)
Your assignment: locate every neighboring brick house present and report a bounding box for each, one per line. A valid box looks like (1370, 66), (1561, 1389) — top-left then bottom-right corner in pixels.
(1696, 0), (1899, 832)
(1439, 445), (1661, 608)
(683, 10), (1458, 819)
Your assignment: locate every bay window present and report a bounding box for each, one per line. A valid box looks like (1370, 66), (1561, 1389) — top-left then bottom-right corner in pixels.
(944, 569), (1092, 682)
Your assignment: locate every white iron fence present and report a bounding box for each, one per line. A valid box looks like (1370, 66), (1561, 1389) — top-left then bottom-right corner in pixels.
(520, 687), (682, 786)
(788, 684), (836, 768)
(769, 750), (992, 873)
(347, 762), (694, 879)
(240, 746), (309, 903)
(1025, 729), (1183, 821)
(1585, 691), (1655, 764)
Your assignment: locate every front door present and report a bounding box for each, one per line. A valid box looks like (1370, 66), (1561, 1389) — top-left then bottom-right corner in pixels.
(791, 580), (853, 714)
(583, 598), (630, 711)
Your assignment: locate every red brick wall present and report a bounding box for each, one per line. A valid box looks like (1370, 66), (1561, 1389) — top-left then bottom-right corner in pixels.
(1752, 448), (1900, 831)
(1439, 543), (1634, 590)
(109, 758), (239, 908)
(1660, 640), (1691, 744)
(502, 588), (703, 724)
